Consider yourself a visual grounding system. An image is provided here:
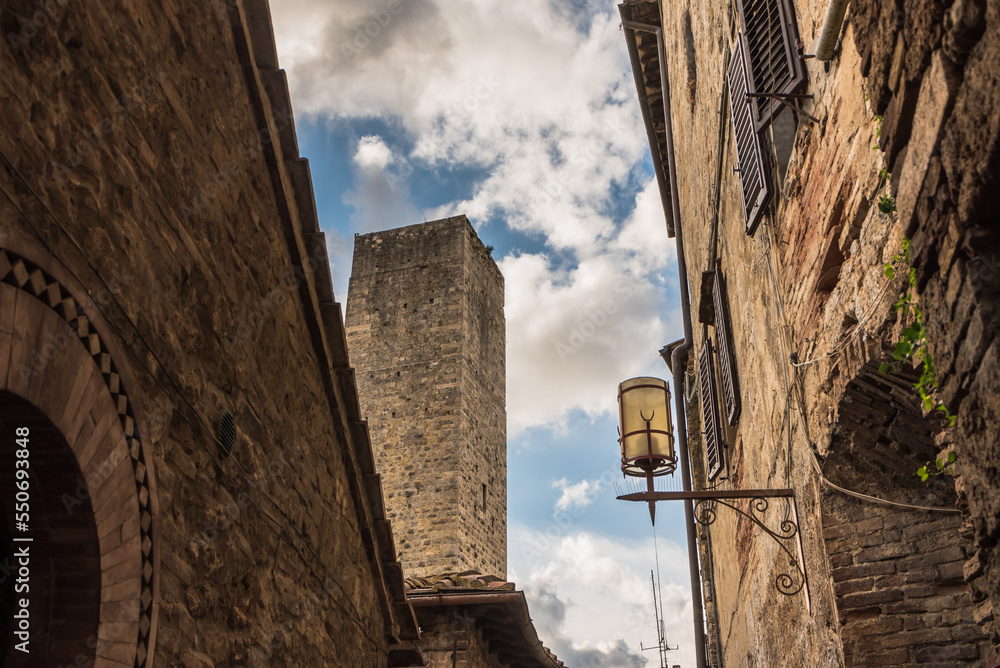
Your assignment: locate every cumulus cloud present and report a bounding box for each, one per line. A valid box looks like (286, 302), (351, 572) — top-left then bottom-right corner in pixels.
(343, 134), (418, 232)
(497, 177), (679, 435)
(271, 0), (649, 246)
(552, 477), (603, 512)
(509, 526), (694, 667)
(271, 0), (680, 433)
(353, 135), (393, 169)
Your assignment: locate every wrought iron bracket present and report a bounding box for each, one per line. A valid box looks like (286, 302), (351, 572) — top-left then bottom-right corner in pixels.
(617, 488), (810, 608)
(745, 92), (820, 125)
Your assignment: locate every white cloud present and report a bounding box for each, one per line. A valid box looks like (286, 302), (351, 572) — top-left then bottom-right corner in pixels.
(500, 244), (678, 435)
(509, 525), (695, 667)
(343, 135), (419, 232)
(552, 477), (602, 512)
(271, 0), (681, 433)
(353, 135), (393, 169)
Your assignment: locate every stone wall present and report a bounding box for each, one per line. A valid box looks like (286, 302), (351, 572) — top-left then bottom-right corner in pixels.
(850, 0), (1000, 651)
(345, 216), (508, 580)
(0, 0), (405, 665)
(640, 0), (1000, 656)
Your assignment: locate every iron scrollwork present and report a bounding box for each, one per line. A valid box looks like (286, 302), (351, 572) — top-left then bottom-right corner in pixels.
(694, 496), (806, 596)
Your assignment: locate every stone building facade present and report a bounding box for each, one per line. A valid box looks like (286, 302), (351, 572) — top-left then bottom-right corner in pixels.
(0, 0), (417, 665)
(620, 0), (999, 665)
(344, 219), (564, 668)
(345, 216), (508, 581)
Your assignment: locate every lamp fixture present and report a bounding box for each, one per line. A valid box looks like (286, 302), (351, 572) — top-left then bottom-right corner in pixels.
(614, 376), (809, 603)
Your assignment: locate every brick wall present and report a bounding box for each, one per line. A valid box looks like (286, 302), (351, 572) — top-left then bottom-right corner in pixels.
(644, 0), (1000, 656)
(824, 500), (986, 666)
(820, 364), (989, 666)
(850, 0), (1000, 651)
(0, 0), (402, 664)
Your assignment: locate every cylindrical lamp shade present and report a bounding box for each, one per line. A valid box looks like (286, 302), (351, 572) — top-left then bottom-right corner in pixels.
(618, 376), (676, 477)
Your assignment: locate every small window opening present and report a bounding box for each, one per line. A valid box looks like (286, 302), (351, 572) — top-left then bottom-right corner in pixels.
(481, 483), (487, 513)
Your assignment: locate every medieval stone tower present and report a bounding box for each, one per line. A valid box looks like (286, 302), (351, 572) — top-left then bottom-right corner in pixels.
(344, 215), (507, 579)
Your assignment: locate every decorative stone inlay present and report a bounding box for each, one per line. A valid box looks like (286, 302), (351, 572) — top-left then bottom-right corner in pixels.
(0, 247), (156, 667)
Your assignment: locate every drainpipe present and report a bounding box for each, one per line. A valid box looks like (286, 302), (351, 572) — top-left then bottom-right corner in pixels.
(622, 17), (707, 668)
(815, 0), (849, 60)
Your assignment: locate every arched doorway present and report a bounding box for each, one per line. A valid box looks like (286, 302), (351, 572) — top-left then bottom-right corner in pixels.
(0, 391), (101, 666)
(0, 245), (159, 667)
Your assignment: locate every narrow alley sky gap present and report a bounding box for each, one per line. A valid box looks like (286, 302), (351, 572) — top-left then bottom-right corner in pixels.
(270, 1), (693, 664)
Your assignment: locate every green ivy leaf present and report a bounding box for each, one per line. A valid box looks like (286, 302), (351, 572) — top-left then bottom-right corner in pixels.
(878, 362), (890, 374)
(895, 341), (912, 357)
(948, 451), (956, 463)
(885, 265), (894, 279)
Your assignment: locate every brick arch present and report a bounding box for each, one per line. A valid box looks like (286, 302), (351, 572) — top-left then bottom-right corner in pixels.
(820, 362), (988, 666)
(0, 245), (158, 667)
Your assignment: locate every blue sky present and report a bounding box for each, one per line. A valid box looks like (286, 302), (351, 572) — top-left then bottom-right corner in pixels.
(270, 1), (693, 664)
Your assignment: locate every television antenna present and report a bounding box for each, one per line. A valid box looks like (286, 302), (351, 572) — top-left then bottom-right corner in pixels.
(641, 569), (678, 667)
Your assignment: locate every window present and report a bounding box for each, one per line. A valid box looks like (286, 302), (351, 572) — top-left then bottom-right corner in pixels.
(735, 0), (807, 131)
(728, 36), (773, 236)
(713, 271), (742, 425)
(699, 339), (725, 481)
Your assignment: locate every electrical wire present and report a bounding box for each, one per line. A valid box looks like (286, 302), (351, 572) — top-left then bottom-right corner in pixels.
(806, 447), (958, 513)
(747, 147), (958, 515)
(652, 521), (670, 664)
(789, 265), (898, 368)
(0, 150), (385, 648)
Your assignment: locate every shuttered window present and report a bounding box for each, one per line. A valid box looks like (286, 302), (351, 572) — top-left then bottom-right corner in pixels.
(713, 271), (742, 426)
(728, 37), (772, 236)
(699, 339), (725, 482)
(735, 0), (806, 131)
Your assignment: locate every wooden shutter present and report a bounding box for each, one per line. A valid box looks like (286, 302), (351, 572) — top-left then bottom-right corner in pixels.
(699, 339), (725, 482)
(728, 37), (772, 236)
(735, 0), (806, 131)
(713, 272), (742, 425)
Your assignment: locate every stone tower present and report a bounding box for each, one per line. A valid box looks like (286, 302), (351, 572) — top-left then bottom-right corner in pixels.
(344, 215), (507, 579)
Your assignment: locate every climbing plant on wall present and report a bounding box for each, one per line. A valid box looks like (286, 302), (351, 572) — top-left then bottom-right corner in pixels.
(879, 238), (958, 478)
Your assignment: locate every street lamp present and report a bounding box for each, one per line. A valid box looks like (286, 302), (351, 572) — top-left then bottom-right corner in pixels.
(614, 376), (809, 601)
(618, 376), (675, 524)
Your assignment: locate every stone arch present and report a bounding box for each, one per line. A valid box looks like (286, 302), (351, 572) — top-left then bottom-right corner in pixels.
(820, 362), (987, 666)
(0, 243), (158, 667)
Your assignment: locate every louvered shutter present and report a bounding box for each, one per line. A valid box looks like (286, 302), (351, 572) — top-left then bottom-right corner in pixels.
(735, 0), (806, 131)
(713, 271), (742, 425)
(699, 339), (725, 482)
(728, 37), (772, 236)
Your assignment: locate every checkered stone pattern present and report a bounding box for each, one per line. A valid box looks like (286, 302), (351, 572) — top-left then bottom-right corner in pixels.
(0, 248), (156, 667)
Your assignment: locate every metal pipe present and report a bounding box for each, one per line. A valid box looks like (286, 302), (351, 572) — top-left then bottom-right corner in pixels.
(407, 592), (521, 607)
(621, 16), (707, 668)
(815, 0), (849, 60)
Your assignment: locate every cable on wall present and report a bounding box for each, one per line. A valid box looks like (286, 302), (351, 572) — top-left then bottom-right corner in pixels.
(744, 152), (959, 515)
